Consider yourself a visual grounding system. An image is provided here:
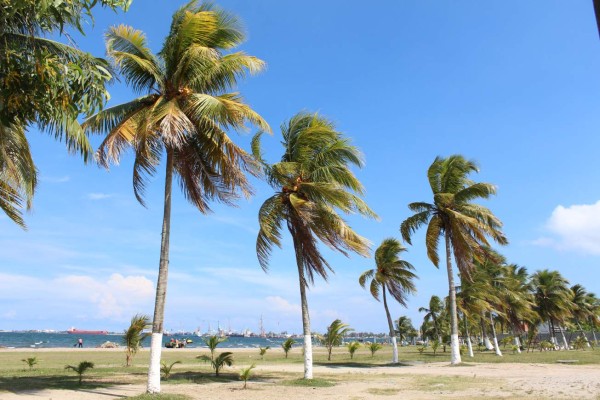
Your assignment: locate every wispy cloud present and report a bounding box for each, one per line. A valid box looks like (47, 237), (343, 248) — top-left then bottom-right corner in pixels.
(40, 175), (70, 184)
(86, 193), (114, 200)
(534, 200), (600, 255)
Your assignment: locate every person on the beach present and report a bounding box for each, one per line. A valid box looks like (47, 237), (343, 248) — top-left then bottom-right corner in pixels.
(78, 338), (83, 348)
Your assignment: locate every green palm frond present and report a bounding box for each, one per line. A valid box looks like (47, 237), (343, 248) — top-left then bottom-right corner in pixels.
(106, 25), (163, 93)
(0, 121), (37, 229)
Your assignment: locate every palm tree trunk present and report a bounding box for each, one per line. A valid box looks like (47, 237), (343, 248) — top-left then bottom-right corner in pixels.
(481, 314), (494, 350)
(464, 316), (474, 357)
(382, 286), (398, 363)
(489, 313), (502, 356)
(146, 149), (174, 394)
(549, 319), (557, 346)
(445, 234), (461, 364)
(298, 269), (313, 378)
(559, 324), (569, 350)
(576, 321), (591, 347)
(512, 327), (522, 354)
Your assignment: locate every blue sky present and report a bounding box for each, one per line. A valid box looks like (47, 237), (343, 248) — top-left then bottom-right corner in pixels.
(1, 0), (599, 334)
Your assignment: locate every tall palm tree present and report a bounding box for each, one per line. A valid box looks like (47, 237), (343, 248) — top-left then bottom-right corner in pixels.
(401, 155), (508, 364)
(253, 112), (376, 379)
(586, 292), (600, 344)
(83, 2), (268, 393)
(456, 269), (498, 357)
(499, 264), (536, 353)
(359, 238), (417, 364)
(531, 269), (574, 349)
(570, 284), (593, 347)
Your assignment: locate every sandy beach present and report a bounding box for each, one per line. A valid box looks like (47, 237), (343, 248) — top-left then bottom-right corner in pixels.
(1, 347), (599, 399)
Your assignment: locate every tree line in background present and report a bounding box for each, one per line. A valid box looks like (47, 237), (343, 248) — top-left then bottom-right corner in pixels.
(2, 0), (600, 395)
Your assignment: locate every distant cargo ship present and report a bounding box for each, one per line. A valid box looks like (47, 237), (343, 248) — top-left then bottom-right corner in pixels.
(67, 328), (108, 335)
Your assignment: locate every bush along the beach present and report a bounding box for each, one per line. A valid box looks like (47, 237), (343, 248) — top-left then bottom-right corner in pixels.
(239, 364), (256, 389)
(65, 361), (94, 385)
(21, 357), (38, 370)
(161, 360), (181, 380)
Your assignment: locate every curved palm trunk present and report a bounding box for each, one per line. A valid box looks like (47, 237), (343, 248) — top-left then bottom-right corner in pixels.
(382, 286), (398, 363)
(489, 313), (502, 356)
(147, 150), (174, 394)
(445, 234), (461, 364)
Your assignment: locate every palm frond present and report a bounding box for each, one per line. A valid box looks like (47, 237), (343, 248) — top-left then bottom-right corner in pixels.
(106, 25), (163, 93)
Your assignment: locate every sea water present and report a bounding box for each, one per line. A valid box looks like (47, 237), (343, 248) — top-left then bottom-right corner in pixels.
(0, 331), (297, 349)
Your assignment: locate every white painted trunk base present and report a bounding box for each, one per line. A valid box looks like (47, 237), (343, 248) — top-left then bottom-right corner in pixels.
(147, 333), (163, 393)
(303, 334), (313, 379)
(466, 336), (474, 358)
(493, 336), (503, 356)
(484, 337), (494, 350)
(391, 337), (398, 363)
(514, 336), (522, 354)
(450, 333), (461, 364)
(560, 326), (569, 350)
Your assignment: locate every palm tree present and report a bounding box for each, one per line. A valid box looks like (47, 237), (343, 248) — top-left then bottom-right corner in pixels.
(456, 271), (495, 357)
(347, 341), (361, 359)
(585, 292), (600, 344)
(395, 316), (415, 345)
(571, 284), (593, 347)
(323, 319), (353, 361)
(499, 265), (536, 353)
(401, 155), (508, 364)
(204, 335), (227, 361)
(212, 352), (234, 377)
(531, 269), (574, 349)
(368, 342), (382, 357)
(359, 238), (417, 363)
(253, 112), (376, 378)
(21, 357), (38, 370)
(160, 360), (181, 380)
(0, 123), (36, 228)
(83, 3), (268, 393)
(418, 295), (444, 344)
(0, 1), (130, 228)
(239, 364), (256, 389)
(123, 314), (150, 366)
(281, 338), (295, 359)
(65, 361), (94, 385)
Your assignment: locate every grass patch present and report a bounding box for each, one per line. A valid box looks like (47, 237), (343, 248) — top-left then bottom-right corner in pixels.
(367, 388), (399, 395)
(127, 394), (192, 400)
(281, 378), (335, 387)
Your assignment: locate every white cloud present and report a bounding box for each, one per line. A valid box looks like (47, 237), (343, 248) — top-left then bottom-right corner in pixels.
(0, 272), (154, 324)
(536, 200), (600, 255)
(86, 193), (114, 200)
(265, 296), (301, 316)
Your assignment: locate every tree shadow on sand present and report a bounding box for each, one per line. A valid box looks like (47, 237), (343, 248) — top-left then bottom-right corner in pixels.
(0, 375), (125, 394)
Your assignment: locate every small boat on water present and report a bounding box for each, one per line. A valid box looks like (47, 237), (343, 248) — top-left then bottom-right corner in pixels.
(67, 328), (108, 335)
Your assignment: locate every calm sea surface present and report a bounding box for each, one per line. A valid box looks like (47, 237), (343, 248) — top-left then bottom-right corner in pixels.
(0, 332), (297, 349)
